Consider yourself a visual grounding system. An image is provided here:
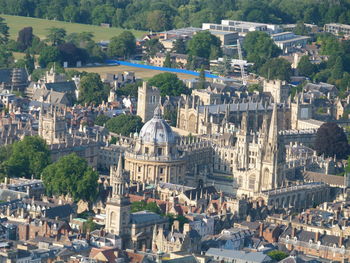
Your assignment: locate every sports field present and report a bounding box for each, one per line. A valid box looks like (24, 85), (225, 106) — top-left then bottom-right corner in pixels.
(71, 65), (198, 80)
(1, 14), (146, 41)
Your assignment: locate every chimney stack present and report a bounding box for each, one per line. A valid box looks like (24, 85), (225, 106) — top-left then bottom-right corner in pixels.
(315, 231), (319, 242)
(259, 222), (264, 237)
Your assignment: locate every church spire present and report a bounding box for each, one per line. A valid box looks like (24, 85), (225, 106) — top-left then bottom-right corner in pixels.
(117, 154), (123, 177)
(268, 103), (278, 145)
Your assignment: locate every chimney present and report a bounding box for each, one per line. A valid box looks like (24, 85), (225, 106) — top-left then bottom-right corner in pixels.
(259, 222), (264, 237)
(339, 233), (344, 247)
(292, 227), (297, 237)
(315, 231), (319, 242)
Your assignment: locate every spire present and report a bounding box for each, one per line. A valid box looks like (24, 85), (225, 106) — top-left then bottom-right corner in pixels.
(268, 103), (278, 144)
(117, 154), (123, 177)
(240, 112), (248, 134)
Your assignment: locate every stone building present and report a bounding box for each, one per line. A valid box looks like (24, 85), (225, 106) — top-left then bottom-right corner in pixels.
(176, 95), (290, 135)
(38, 105), (99, 167)
(105, 155), (131, 242)
(125, 106), (187, 185)
(105, 155), (169, 250)
(137, 82), (160, 122)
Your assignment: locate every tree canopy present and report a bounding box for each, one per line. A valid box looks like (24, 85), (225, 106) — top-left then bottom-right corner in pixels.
(17, 27), (34, 51)
(148, 72), (189, 96)
(188, 31), (222, 61)
(94, 114), (111, 126)
(243, 31), (281, 70)
(267, 251), (289, 261)
(3, 136), (51, 179)
(42, 153), (98, 202)
(79, 73), (110, 105)
(297, 55), (316, 78)
(106, 115), (143, 136)
(1, 0), (350, 30)
(107, 31), (136, 58)
(259, 58), (292, 81)
(46, 27), (66, 46)
(314, 122), (349, 159)
(131, 201), (161, 214)
(0, 17), (9, 46)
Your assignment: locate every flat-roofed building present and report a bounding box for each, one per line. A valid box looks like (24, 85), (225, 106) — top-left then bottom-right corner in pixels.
(324, 23), (350, 36)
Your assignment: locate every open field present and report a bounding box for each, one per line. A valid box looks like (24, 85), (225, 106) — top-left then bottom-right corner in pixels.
(70, 65), (198, 80)
(1, 15), (147, 41)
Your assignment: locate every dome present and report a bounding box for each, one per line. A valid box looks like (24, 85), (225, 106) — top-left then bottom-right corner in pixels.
(139, 106), (176, 144)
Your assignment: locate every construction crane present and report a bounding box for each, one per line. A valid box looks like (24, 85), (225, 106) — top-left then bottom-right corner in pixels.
(236, 39), (247, 86)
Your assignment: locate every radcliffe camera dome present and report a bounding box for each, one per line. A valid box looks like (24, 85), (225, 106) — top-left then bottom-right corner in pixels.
(139, 106), (176, 144)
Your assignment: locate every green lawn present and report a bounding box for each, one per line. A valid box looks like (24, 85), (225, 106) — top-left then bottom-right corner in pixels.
(1, 14), (147, 41)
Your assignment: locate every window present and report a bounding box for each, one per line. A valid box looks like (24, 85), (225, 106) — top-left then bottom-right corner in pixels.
(157, 148), (162, 155)
(138, 166), (141, 172)
(145, 147), (149, 154)
(160, 168), (164, 174)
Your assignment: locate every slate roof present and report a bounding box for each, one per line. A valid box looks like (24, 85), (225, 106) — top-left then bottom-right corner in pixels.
(303, 171), (345, 187)
(32, 89), (68, 105)
(206, 248), (272, 263)
(44, 81), (77, 93)
(0, 69), (28, 84)
(281, 226), (350, 248)
(130, 211), (165, 225)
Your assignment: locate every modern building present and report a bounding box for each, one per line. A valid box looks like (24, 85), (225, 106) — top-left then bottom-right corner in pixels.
(324, 23), (350, 36)
(271, 32), (310, 53)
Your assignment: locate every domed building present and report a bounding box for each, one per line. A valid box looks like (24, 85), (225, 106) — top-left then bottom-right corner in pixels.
(124, 106), (187, 184)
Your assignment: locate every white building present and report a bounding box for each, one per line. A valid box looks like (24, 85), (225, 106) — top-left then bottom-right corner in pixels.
(271, 32), (310, 53)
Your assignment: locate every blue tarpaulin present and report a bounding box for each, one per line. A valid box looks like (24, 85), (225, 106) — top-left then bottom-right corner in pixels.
(105, 60), (219, 79)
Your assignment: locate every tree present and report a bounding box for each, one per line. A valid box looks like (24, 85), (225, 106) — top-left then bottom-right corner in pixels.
(293, 22), (310, 35)
(188, 31), (222, 60)
(42, 153), (98, 202)
(146, 10), (170, 32)
(148, 72), (189, 96)
(297, 55), (315, 78)
(267, 251), (288, 261)
(116, 81), (141, 98)
(143, 38), (164, 60)
(46, 27), (66, 46)
(0, 47), (13, 68)
(15, 51), (35, 74)
(0, 17), (9, 46)
(243, 31), (281, 70)
(131, 201), (161, 214)
(83, 218), (98, 233)
(107, 31), (136, 58)
(198, 66), (206, 89)
(163, 52), (172, 68)
(95, 114), (110, 126)
(4, 136), (51, 179)
(28, 36), (47, 54)
(17, 27), (34, 51)
(79, 73), (109, 105)
(331, 56), (344, 80)
(63, 5), (79, 22)
(259, 58), (292, 81)
(172, 38), (186, 54)
(38, 46), (61, 68)
(106, 115), (143, 136)
(58, 42), (88, 67)
(315, 122), (349, 159)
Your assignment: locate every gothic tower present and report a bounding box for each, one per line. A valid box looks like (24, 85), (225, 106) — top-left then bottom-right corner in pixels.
(105, 155), (131, 244)
(260, 103), (285, 190)
(38, 105), (67, 145)
(137, 81), (161, 122)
